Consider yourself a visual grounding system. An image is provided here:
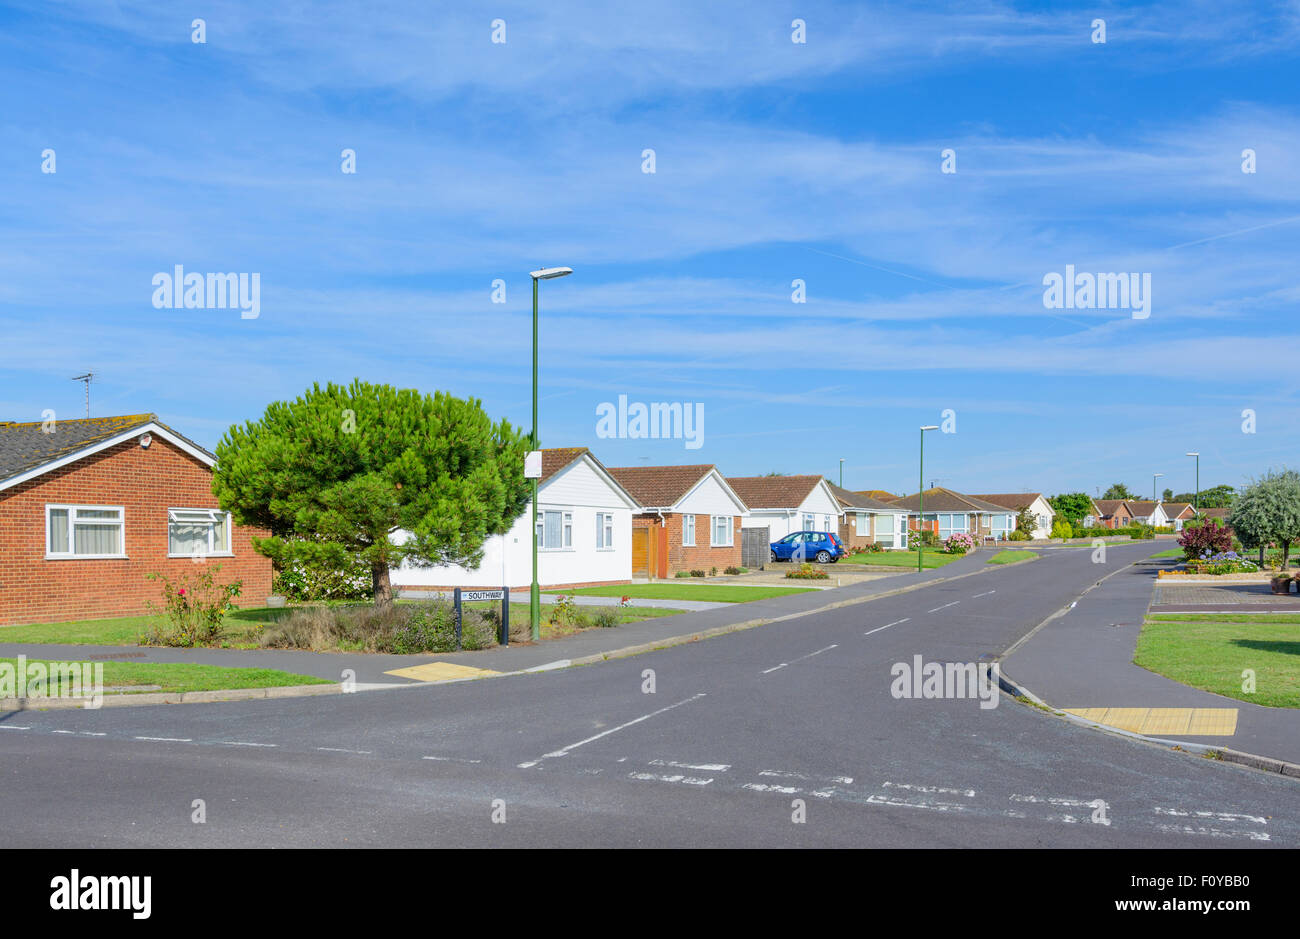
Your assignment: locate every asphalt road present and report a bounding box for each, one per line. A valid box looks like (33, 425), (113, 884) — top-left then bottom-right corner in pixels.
(2, 541), (1295, 848)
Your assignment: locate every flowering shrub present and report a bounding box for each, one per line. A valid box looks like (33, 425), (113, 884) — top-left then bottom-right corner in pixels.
(143, 565), (243, 647)
(549, 594), (577, 626)
(1184, 551), (1258, 575)
(785, 563), (829, 580)
(619, 595), (632, 608)
(943, 533), (975, 555)
(1178, 519), (1233, 560)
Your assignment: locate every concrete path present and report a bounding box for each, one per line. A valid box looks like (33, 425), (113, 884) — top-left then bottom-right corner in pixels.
(1002, 557), (1300, 765)
(538, 592), (727, 611)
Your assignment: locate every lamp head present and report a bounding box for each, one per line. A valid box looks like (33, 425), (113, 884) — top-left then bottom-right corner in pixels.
(530, 267), (573, 280)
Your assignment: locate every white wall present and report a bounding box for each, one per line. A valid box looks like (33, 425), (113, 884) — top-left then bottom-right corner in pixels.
(677, 471), (747, 517)
(742, 509), (799, 540)
(391, 457), (633, 589)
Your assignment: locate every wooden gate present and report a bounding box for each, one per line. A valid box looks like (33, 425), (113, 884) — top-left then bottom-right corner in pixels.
(742, 526), (770, 569)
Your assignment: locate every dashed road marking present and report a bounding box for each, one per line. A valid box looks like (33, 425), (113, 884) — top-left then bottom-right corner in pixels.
(761, 663), (788, 674)
(517, 693), (708, 769)
(972, 590), (996, 598)
(629, 771), (713, 786)
(649, 759), (731, 772)
(927, 601), (960, 613)
(220, 741), (277, 748)
(422, 755), (483, 764)
(317, 747), (371, 755)
(864, 618), (908, 636)
(883, 781), (975, 798)
(134, 736), (191, 743)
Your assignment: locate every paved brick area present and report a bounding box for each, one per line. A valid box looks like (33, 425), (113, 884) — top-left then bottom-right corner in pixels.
(1152, 581), (1300, 610)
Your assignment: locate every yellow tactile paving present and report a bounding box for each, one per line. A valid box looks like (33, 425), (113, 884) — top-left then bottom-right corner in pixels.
(384, 662), (501, 682)
(1063, 707), (1238, 737)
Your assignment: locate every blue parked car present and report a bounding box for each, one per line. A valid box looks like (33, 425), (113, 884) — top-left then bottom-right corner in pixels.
(770, 531), (846, 564)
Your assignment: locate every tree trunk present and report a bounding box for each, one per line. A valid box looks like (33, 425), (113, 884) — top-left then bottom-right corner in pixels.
(372, 562), (393, 607)
(1283, 540), (1292, 573)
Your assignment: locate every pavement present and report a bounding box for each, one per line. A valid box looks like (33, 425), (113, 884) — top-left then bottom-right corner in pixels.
(3, 540), (1298, 848)
(1002, 556), (1300, 765)
(1150, 580), (1300, 613)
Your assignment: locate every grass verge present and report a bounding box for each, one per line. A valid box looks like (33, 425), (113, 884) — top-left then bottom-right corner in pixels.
(842, 550), (961, 569)
(1134, 615), (1300, 708)
(987, 550), (1037, 565)
(0, 657), (329, 695)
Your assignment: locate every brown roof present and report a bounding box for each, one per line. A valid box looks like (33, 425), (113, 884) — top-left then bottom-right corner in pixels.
(539, 447), (590, 483)
(1199, 506), (1229, 518)
(1126, 501), (1159, 515)
(887, 487), (1010, 513)
(606, 464), (718, 508)
(0, 413), (212, 485)
(970, 493), (1044, 511)
(855, 489), (897, 500)
(726, 474), (824, 510)
(1164, 502), (1195, 518)
(1093, 499), (1129, 516)
(827, 481), (905, 511)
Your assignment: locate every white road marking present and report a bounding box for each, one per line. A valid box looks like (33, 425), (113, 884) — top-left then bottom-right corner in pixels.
(864, 794), (969, 812)
(649, 759), (731, 772)
(219, 741), (277, 748)
(422, 755), (482, 764)
(1010, 794), (1096, 807)
(628, 771), (713, 786)
(317, 747), (371, 755)
(761, 663), (788, 674)
(1154, 806), (1267, 825)
(79, 731), (106, 737)
(927, 601), (960, 613)
(516, 693), (707, 768)
(883, 781), (975, 798)
(864, 618), (909, 636)
(743, 782), (802, 795)
(51, 730), (75, 735)
(762, 645), (837, 675)
(760, 769), (853, 785)
(1155, 824), (1269, 842)
(135, 736), (191, 743)
(971, 590), (996, 598)
(0, 725), (31, 730)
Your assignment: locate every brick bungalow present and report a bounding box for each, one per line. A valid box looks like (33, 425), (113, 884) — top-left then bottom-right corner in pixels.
(887, 487), (1016, 541)
(1093, 499), (1134, 529)
(1163, 502), (1196, 530)
(827, 482), (909, 550)
(606, 464), (748, 578)
(0, 413), (272, 626)
(970, 492), (1056, 540)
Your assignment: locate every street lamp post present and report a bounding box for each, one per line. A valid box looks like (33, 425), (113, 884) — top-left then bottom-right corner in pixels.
(1186, 452), (1200, 514)
(839, 458), (845, 488)
(918, 426), (938, 572)
(1152, 472), (1164, 503)
(529, 266), (572, 642)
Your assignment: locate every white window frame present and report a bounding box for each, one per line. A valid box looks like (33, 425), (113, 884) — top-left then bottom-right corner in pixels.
(167, 507), (234, 558)
(802, 513), (814, 530)
(45, 503), (126, 559)
(711, 515), (733, 547)
(855, 513), (869, 536)
(595, 512), (615, 550)
(536, 509), (574, 551)
(682, 514), (696, 547)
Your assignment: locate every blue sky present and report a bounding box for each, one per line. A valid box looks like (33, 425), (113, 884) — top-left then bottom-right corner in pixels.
(3, 0), (1299, 498)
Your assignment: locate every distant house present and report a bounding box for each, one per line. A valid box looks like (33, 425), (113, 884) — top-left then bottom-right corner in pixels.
(827, 482), (909, 550)
(887, 488), (1017, 541)
(727, 475), (843, 541)
(0, 413), (273, 626)
(1079, 498), (1104, 527)
(855, 489), (898, 501)
(392, 447), (638, 593)
(1198, 506), (1230, 521)
(606, 464), (748, 578)
(1125, 501), (1169, 527)
(1093, 499), (1133, 529)
(1163, 502), (1196, 531)
(970, 493), (1055, 540)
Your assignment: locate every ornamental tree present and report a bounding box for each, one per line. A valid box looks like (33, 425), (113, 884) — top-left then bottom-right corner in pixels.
(1102, 482), (1136, 500)
(1048, 492), (1094, 525)
(1176, 518), (1232, 560)
(212, 380), (531, 606)
(1227, 469), (1300, 570)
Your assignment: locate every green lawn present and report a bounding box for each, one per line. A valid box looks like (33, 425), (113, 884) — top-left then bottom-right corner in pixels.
(842, 550), (962, 569)
(0, 657), (329, 695)
(1151, 548), (1185, 558)
(566, 584), (816, 603)
(1135, 616), (1300, 708)
(987, 550), (1037, 565)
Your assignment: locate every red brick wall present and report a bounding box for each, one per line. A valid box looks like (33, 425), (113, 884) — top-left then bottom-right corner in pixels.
(0, 436), (272, 625)
(661, 512), (742, 575)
